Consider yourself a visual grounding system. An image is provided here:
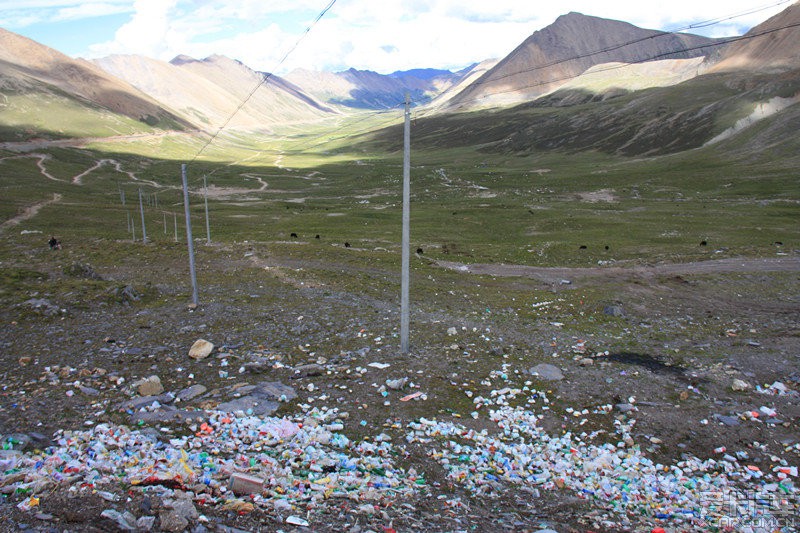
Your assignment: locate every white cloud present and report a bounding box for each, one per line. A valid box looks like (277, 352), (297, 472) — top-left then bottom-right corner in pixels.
(53, 2), (133, 22)
(11, 0), (794, 72)
(89, 0), (177, 58)
(0, 0), (132, 26)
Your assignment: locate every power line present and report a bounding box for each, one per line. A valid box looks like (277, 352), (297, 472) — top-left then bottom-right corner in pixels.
(187, 0), (338, 166)
(420, 1), (798, 113)
(433, 0), (793, 110)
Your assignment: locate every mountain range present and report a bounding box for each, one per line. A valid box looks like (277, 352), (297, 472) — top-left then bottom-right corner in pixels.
(1, 3), (799, 156)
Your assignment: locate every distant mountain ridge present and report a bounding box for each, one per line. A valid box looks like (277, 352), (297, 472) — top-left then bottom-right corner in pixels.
(93, 53), (335, 132)
(2, 4), (799, 151)
(284, 67), (467, 110)
(445, 11), (723, 109)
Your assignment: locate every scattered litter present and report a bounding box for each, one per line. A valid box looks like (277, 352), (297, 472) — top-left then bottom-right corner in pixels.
(400, 391), (425, 402)
(368, 362), (390, 369)
(286, 516), (309, 526)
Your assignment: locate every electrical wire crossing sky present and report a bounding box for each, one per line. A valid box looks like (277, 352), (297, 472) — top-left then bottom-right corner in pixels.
(1, 0), (794, 75)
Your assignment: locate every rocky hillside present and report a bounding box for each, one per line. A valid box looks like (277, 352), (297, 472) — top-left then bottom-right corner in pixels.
(445, 12), (722, 110)
(711, 0), (800, 72)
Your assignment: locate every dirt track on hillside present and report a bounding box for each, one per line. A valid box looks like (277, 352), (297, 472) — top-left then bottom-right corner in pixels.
(0, 193), (61, 233)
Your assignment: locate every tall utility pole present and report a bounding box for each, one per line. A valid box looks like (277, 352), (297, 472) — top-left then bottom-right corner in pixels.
(181, 164), (199, 306)
(203, 175), (211, 244)
(138, 188), (147, 243)
(400, 93), (411, 354)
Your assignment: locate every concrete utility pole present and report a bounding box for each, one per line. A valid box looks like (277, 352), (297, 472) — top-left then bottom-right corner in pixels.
(203, 175), (211, 244)
(138, 188), (147, 243)
(400, 93), (411, 354)
(181, 164), (199, 306)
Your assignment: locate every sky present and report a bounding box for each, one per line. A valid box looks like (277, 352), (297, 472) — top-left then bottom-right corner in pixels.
(0, 0), (795, 75)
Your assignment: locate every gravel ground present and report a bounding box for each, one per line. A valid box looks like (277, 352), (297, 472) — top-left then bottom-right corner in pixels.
(1, 238), (798, 532)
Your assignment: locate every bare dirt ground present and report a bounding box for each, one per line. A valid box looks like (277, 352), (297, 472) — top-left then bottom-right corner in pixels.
(0, 238), (798, 532)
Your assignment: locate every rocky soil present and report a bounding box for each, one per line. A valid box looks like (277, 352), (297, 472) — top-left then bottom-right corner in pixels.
(1, 237), (798, 532)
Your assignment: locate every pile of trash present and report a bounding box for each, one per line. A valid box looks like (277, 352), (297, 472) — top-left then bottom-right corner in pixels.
(406, 402), (798, 530)
(2, 406), (422, 525)
(2, 381), (798, 531)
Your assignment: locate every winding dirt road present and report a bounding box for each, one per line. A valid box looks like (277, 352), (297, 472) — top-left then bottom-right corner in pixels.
(0, 193), (62, 233)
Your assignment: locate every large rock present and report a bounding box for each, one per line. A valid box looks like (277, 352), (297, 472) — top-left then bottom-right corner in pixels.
(529, 364), (564, 381)
(188, 339), (214, 360)
(216, 381), (297, 416)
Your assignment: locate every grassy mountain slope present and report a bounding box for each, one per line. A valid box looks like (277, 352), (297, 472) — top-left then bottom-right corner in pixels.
(0, 28), (190, 140)
(373, 69), (800, 161)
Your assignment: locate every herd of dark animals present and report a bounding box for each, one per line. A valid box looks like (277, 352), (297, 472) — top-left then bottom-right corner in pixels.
(48, 230), (777, 255)
(281, 233), (784, 253)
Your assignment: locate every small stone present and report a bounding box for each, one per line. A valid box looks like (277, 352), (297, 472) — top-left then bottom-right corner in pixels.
(714, 414), (741, 427)
(529, 363), (564, 381)
(18, 356), (32, 366)
(176, 384), (207, 402)
(158, 510), (188, 533)
(189, 339), (214, 360)
(447, 327), (458, 336)
(579, 358), (593, 366)
(166, 492), (198, 520)
(731, 378), (752, 392)
(136, 516), (156, 531)
(603, 305), (626, 318)
(133, 375), (164, 396)
(295, 363), (324, 377)
(615, 403), (635, 413)
(101, 509), (137, 531)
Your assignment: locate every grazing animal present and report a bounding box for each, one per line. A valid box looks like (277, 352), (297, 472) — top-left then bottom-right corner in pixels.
(344, 242), (351, 248)
(416, 247), (423, 254)
(315, 234), (320, 239)
(700, 240), (707, 246)
(290, 233), (298, 238)
(579, 245), (587, 250)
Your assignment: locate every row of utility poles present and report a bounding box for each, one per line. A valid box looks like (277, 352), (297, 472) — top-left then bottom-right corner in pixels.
(122, 93), (413, 353)
(121, 172), (211, 307)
